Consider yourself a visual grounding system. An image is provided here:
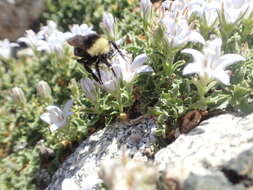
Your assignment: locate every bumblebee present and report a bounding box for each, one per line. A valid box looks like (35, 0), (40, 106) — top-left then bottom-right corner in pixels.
(67, 33), (121, 83)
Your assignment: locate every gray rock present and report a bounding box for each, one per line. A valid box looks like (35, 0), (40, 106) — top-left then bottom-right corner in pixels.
(46, 118), (158, 190)
(0, 0), (44, 41)
(47, 113), (253, 190)
(155, 113), (253, 190)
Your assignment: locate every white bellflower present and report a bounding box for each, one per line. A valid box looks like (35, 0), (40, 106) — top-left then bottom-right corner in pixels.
(40, 100), (73, 132)
(113, 53), (153, 83)
(182, 38), (246, 85)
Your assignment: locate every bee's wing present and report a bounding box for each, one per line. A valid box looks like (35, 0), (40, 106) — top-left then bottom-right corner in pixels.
(67, 35), (85, 47)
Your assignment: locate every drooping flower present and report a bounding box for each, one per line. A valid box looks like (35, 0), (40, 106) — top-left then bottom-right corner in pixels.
(40, 100), (73, 132)
(182, 38), (246, 85)
(112, 53), (153, 83)
(0, 39), (19, 59)
(80, 78), (98, 102)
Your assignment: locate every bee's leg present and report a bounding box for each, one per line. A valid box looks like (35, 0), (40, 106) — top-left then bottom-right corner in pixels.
(84, 64), (102, 84)
(110, 41), (125, 59)
(78, 58), (103, 84)
(95, 61), (102, 83)
(101, 57), (117, 78)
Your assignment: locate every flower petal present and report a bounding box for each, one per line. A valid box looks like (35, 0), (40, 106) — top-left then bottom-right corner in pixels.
(187, 30), (205, 44)
(212, 69), (231, 85)
(40, 113), (51, 124)
(181, 49), (205, 64)
(63, 100), (73, 116)
(203, 38), (222, 57)
(49, 123), (61, 132)
(217, 54), (246, 69)
(183, 62), (202, 75)
(136, 65), (153, 74)
(46, 106), (62, 118)
(46, 105), (60, 111)
(132, 54), (148, 68)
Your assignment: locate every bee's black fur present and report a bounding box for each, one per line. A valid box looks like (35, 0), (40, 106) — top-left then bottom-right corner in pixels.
(81, 33), (100, 50)
(67, 34), (120, 84)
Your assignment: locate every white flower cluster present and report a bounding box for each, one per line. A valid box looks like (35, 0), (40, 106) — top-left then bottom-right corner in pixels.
(38, 15), (154, 130)
(160, 0), (253, 25)
(32, 0), (251, 132)
(18, 20), (95, 55)
(140, 0), (248, 86)
(141, 0), (253, 48)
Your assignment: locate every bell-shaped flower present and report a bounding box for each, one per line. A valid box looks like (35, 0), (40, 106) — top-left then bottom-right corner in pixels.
(112, 53), (153, 83)
(97, 68), (121, 94)
(182, 38), (246, 85)
(0, 39), (19, 59)
(40, 100), (73, 132)
(80, 78), (98, 103)
(161, 15), (205, 48)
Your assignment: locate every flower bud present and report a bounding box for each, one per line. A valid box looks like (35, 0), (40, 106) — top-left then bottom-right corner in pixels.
(11, 87), (26, 105)
(36, 80), (52, 100)
(140, 0), (152, 21)
(102, 13), (116, 41)
(80, 78), (98, 103)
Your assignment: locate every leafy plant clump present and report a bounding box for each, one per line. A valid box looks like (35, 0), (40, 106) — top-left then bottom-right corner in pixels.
(1, 0), (253, 189)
